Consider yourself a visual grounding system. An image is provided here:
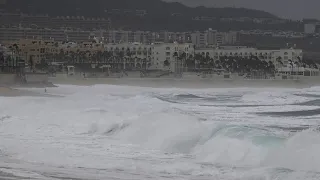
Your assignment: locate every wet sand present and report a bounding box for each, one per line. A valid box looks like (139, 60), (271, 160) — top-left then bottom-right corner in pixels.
(0, 86), (60, 97)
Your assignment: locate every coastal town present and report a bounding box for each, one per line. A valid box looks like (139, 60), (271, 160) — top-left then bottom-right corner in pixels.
(1, 37), (319, 82)
(2, 1), (320, 180)
(1, 0), (320, 85)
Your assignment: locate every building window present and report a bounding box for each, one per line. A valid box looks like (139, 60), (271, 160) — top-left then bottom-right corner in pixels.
(166, 52), (170, 56)
(166, 47), (170, 50)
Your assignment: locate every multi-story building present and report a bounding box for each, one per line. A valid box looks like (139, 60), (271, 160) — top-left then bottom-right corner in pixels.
(151, 42), (194, 71)
(103, 30), (192, 44)
(0, 44), (23, 74)
(104, 42), (152, 70)
(6, 36), (307, 74)
(1, 26), (239, 48)
(103, 42), (194, 71)
(304, 23), (320, 34)
(191, 29), (239, 47)
(0, 27), (97, 42)
(2, 37), (194, 72)
(196, 46), (303, 69)
(3, 38), (58, 65)
(191, 31), (207, 48)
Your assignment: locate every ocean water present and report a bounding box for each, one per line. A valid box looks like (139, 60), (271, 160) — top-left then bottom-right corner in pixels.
(1, 85), (320, 179)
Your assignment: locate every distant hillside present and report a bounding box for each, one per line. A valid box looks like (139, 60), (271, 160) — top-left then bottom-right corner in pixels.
(1, 0), (277, 18)
(0, 0), (292, 31)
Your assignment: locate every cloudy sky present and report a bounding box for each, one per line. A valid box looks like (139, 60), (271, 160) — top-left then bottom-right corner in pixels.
(163, 0), (318, 20)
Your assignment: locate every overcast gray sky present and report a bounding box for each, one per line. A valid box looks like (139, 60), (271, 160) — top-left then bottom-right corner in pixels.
(164, 0), (318, 20)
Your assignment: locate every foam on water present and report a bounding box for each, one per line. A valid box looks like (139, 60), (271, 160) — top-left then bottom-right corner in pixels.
(2, 85), (320, 179)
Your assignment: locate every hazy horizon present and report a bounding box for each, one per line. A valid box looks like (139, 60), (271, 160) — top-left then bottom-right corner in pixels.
(164, 0), (319, 20)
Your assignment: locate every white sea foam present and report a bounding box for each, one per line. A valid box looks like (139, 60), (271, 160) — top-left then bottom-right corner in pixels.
(1, 85), (320, 179)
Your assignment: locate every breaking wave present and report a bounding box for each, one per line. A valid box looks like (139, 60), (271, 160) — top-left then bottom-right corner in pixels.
(2, 85), (320, 179)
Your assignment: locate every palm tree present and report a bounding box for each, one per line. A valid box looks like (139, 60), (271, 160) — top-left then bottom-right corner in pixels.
(96, 50), (103, 64)
(69, 51), (76, 64)
(163, 59), (170, 67)
(288, 59), (294, 76)
(186, 54), (195, 71)
(178, 52), (187, 72)
(118, 51), (125, 69)
(58, 49), (65, 62)
(276, 56), (283, 66)
(294, 61), (300, 76)
(276, 56), (283, 73)
(194, 53), (203, 70)
(0, 51), (4, 72)
(29, 55), (34, 72)
(267, 61), (276, 76)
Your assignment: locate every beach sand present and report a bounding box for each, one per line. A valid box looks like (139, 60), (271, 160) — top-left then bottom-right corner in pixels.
(48, 76), (319, 89)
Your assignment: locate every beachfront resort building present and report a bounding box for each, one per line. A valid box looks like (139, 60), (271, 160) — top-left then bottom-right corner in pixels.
(3, 36), (319, 77)
(196, 46), (303, 69)
(2, 38), (195, 72)
(103, 42), (194, 71)
(195, 46), (320, 78)
(151, 42), (194, 71)
(2, 38), (59, 66)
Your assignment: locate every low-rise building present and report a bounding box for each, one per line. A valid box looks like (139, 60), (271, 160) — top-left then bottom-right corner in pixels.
(103, 42), (194, 71)
(195, 46), (303, 69)
(2, 38), (58, 65)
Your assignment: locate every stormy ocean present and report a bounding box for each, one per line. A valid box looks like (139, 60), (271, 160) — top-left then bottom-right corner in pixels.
(1, 84), (320, 180)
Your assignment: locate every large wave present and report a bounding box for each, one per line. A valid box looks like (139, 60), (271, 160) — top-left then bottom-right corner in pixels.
(2, 85), (320, 179)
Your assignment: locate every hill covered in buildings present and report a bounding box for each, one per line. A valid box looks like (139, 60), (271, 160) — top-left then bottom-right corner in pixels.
(2, 0), (276, 18)
(0, 0), (302, 31)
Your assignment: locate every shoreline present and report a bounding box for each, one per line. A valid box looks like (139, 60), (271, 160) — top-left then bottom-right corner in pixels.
(48, 76), (319, 89)
(2, 76), (320, 97)
(0, 86), (61, 97)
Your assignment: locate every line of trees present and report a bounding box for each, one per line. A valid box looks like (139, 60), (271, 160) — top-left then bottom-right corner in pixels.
(38, 49), (320, 74)
(169, 52), (277, 76)
(42, 49), (153, 72)
(169, 52), (319, 76)
(0, 44), (25, 73)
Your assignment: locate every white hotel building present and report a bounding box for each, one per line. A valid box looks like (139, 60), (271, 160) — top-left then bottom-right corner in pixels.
(196, 46), (303, 69)
(62, 40), (317, 76)
(103, 42), (194, 72)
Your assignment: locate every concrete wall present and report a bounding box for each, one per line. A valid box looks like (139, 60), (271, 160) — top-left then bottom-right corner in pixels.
(25, 73), (49, 83)
(0, 74), (16, 84)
